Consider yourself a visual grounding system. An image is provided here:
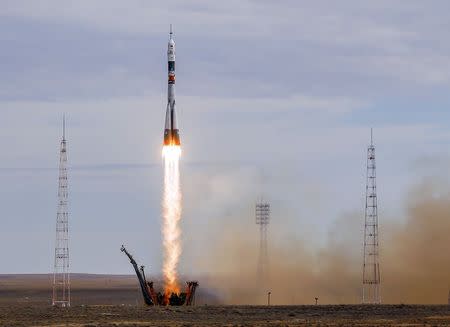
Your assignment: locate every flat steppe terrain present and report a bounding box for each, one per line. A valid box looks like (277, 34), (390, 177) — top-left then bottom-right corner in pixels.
(1, 274), (449, 326)
(1, 303), (450, 327)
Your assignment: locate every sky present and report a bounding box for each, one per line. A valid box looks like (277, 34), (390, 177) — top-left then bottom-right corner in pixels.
(1, 0), (450, 278)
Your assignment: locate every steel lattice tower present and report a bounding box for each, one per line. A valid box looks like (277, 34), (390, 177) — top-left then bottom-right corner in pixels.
(256, 200), (270, 284)
(362, 129), (381, 304)
(52, 117), (70, 307)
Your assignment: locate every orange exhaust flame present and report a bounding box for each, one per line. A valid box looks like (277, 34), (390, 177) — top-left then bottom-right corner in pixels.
(162, 145), (182, 296)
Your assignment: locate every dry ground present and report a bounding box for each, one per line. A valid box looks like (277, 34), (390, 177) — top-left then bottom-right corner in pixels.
(1, 275), (450, 326)
(1, 303), (450, 327)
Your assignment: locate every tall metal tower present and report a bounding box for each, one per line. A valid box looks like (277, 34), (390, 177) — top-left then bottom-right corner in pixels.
(52, 117), (70, 307)
(362, 129), (381, 304)
(256, 199), (270, 285)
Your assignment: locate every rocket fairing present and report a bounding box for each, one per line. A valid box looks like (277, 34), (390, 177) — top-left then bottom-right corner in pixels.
(163, 25), (180, 146)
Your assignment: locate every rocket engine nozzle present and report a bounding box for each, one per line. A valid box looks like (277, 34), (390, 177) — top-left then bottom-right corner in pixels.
(163, 129), (181, 146)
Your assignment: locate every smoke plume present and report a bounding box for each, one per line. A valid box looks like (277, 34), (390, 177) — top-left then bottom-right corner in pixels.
(195, 178), (450, 304)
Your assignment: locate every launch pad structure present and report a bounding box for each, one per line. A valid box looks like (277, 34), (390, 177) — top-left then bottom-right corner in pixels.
(121, 245), (198, 306)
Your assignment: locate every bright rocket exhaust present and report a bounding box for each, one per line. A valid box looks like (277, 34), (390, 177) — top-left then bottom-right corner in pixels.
(162, 25), (182, 296)
(162, 146), (181, 295)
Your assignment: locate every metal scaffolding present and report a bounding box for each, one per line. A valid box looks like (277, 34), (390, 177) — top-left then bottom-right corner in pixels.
(256, 199), (270, 285)
(52, 116), (70, 307)
(362, 129), (381, 304)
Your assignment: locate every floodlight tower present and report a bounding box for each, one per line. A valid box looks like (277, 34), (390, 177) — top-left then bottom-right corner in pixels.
(362, 129), (381, 304)
(256, 199), (270, 284)
(52, 116), (70, 307)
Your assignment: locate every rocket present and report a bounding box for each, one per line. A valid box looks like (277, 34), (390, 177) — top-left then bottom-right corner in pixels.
(163, 24), (180, 146)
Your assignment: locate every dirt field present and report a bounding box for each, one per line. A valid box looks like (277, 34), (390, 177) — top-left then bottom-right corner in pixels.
(1, 275), (450, 326)
(0, 303), (450, 327)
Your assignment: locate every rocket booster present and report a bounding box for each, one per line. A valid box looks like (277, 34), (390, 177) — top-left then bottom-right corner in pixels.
(163, 25), (180, 146)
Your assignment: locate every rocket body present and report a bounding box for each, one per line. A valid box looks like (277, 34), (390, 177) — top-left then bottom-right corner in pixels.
(163, 25), (180, 146)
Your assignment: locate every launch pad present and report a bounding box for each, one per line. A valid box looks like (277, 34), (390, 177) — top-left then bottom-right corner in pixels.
(120, 246), (198, 306)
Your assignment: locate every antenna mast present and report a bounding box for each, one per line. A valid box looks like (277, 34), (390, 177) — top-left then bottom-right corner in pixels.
(362, 129), (381, 304)
(256, 198), (270, 288)
(52, 117), (70, 307)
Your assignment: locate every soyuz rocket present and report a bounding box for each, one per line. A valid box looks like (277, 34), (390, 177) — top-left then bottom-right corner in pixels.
(163, 25), (180, 146)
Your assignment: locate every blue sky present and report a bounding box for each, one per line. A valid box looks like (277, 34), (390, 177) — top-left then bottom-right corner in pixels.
(1, 1), (450, 275)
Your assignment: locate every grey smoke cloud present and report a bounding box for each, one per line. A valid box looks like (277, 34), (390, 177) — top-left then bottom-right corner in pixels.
(194, 178), (450, 305)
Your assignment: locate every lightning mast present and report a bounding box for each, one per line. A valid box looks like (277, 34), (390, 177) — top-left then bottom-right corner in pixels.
(256, 199), (270, 285)
(362, 129), (381, 304)
(52, 116), (70, 307)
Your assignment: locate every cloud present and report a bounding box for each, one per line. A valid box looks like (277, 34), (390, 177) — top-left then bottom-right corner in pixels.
(3, 0), (450, 104)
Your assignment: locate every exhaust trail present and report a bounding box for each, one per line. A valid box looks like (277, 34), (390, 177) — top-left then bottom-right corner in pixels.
(162, 145), (182, 295)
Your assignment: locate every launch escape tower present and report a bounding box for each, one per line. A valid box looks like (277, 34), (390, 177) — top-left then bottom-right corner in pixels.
(362, 129), (381, 304)
(52, 117), (70, 307)
(256, 199), (270, 285)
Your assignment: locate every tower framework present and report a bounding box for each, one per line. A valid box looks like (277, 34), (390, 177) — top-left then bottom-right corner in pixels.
(256, 200), (270, 284)
(52, 117), (70, 307)
(362, 129), (381, 304)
